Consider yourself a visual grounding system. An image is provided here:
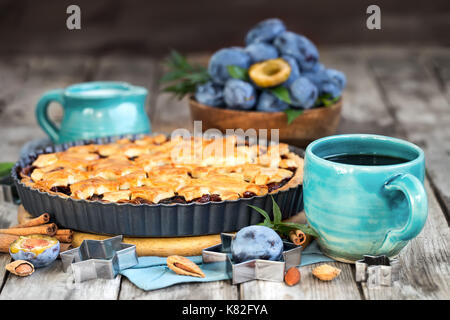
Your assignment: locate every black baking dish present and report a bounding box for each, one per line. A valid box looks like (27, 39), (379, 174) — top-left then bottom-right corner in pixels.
(12, 134), (304, 237)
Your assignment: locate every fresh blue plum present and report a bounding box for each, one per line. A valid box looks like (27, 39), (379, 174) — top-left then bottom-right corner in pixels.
(245, 18), (286, 45)
(273, 31), (319, 72)
(309, 62), (325, 73)
(303, 68), (346, 98)
(281, 55), (301, 86)
(223, 79), (257, 109)
(321, 82), (342, 99)
(245, 43), (278, 63)
(302, 69), (328, 88)
(326, 68), (347, 91)
(289, 77), (318, 109)
(256, 91), (289, 112)
(208, 48), (252, 84)
(195, 81), (224, 107)
(231, 225), (284, 263)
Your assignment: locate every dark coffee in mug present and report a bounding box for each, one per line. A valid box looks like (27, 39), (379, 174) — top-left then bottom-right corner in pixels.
(323, 154), (409, 166)
(303, 134), (428, 262)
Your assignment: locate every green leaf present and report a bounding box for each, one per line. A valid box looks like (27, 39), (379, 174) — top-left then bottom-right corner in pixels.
(159, 70), (188, 83)
(0, 162), (14, 178)
(184, 72), (210, 83)
(277, 222), (319, 237)
(249, 199), (319, 240)
(160, 51), (211, 100)
(162, 82), (196, 100)
(227, 65), (248, 81)
(284, 108), (303, 125)
(269, 86), (291, 104)
(248, 204), (271, 224)
(168, 50), (189, 70)
(271, 196), (282, 224)
(315, 94), (340, 107)
(258, 221), (274, 229)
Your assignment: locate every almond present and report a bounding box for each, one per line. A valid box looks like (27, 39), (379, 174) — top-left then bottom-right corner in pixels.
(15, 263), (33, 275)
(284, 267), (301, 286)
(312, 264), (341, 281)
(167, 255), (205, 278)
(6, 260), (34, 277)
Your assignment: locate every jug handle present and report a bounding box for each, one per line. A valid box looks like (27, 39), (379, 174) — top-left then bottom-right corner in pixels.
(36, 89), (64, 143)
(379, 173), (428, 253)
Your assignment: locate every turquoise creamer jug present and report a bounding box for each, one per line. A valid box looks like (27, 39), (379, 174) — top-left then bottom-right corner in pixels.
(36, 81), (151, 143)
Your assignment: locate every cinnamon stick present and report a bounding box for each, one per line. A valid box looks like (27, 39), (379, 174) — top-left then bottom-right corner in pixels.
(289, 229), (306, 246)
(11, 213), (50, 228)
(0, 223), (58, 236)
(55, 229), (73, 243)
(56, 229), (73, 236)
(59, 242), (73, 253)
(0, 234), (19, 253)
(55, 234), (73, 243)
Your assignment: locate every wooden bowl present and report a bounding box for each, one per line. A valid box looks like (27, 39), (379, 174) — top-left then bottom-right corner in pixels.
(189, 98), (342, 147)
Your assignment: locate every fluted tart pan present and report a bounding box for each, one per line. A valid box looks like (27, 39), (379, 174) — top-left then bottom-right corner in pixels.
(12, 134), (304, 237)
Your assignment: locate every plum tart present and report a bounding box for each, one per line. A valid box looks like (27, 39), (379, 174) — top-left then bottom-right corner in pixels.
(19, 135), (303, 205)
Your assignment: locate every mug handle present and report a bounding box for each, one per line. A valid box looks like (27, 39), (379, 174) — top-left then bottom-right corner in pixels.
(379, 173), (428, 252)
(36, 89), (64, 142)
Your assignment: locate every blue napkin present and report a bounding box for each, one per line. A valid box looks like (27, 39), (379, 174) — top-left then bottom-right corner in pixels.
(120, 240), (334, 291)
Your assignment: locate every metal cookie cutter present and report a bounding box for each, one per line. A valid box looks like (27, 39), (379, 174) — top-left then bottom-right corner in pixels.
(202, 233), (302, 285)
(355, 255), (400, 288)
(60, 235), (138, 283)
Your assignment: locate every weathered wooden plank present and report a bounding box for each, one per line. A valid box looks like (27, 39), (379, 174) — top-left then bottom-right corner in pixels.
(240, 261), (361, 300)
(0, 203), (19, 291)
(150, 59), (192, 134)
(319, 48), (397, 136)
(0, 203), (121, 300)
(428, 54), (450, 104)
(369, 56), (449, 130)
(119, 278), (238, 300)
(2, 1), (450, 55)
(0, 56), (95, 161)
(369, 53), (450, 218)
(0, 126), (46, 162)
(0, 56), (45, 162)
(0, 56), (28, 122)
(361, 180), (450, 299)
(0, 55), (94, 127)
(0, 260), (121, 300)
(151, 94), (193, 134)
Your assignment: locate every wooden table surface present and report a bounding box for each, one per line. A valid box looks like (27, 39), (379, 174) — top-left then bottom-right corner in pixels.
(0, 47), (449, 300)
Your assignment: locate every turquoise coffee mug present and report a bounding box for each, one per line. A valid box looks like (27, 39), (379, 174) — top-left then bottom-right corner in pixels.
(304, 134), (428, 263)
(36, 81), (151, 143)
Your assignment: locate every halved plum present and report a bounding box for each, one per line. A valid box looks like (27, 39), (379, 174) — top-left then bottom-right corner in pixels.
(9, 235), (60, 268)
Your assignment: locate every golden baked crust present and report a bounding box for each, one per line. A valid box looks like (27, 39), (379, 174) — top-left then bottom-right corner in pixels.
(20, 135), (303, 205)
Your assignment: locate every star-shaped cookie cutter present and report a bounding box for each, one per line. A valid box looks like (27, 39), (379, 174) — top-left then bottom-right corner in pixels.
(60, 235), (138, 283)
(202, 233), (302, 284)
(355, 255), (400, 288)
